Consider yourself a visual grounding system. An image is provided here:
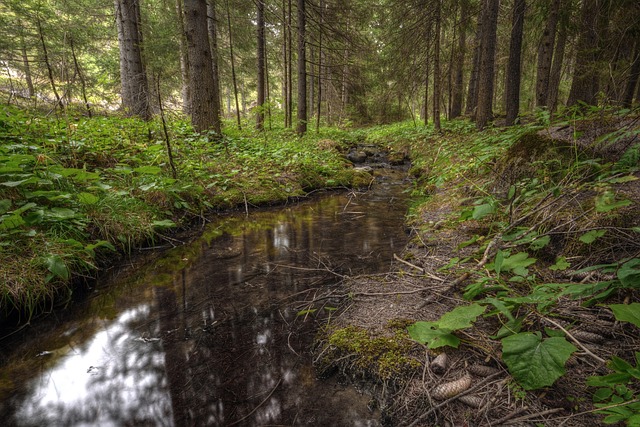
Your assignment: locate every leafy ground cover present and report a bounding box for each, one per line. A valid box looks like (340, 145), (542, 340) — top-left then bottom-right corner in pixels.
(312, 108), (640, 426)
(0, 105), (363, 320)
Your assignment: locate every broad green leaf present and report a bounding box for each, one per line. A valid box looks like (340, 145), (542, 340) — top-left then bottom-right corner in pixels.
(617, 259), (640, 288)
(579, 230), (607, 244)
(529, 235), (550, 250)
(77, 192), (100, 205)
(549, 256), (571, 271)
(406, 322), (461, 349)
(472, 202), (495, 220)
(0, 214), (25, 231)
(494, 250), (505, 276)
(0, 199), (11, 215)
(501, 332), (576, 390)
(152, 219), (176, 229)
(45, 255), (70, 281)
(596, 191), (632, 212)
(608, 303), (640, 328)
(501, 252), (536, 273)
(0, 177), (37, 187)
(437, 303), (486, 330)
(46, 208), (77, 220)
(134, 165), (162, 175)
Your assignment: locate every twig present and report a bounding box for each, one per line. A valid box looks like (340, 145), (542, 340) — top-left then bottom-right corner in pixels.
(508, 407), (565, 423)
(393, 253), (446, 282)
(557, 398), (640, 426)
(227, 378), (282, 426)
(543, 317), (606, 364)
(492, 405), (530, 425)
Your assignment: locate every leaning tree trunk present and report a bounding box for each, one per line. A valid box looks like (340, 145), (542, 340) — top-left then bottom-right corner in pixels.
(296, 0), (307, 135)
(184, 0), (220, 133)
(505, 0), (526, 126)
(475, 0), (499, 130)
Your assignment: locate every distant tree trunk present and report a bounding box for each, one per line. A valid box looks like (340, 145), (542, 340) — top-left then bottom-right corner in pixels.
(316, 0), (324, 133)
(256, 0), (266, 130)
(287, 0), (293, 128)
(207, 0), (222, 133)
(623, 42), (640, 108)
(296, 0), (307, 135)
(184, 0), (219, 133)
(547, 10), (568, 113)
(475, 0), (499, 129)
(465, 8), (483, 116)
(175, 0), (190, 114)
(69, 37), (92, 117)
(450, 0), (467, 119)
(114, 0), (150, 119)
(19, 25), (34, 98)
(282, 0), (289, 127)
(505, 0), (525, 125)
(535, 0), (560, 108)
(433, 0), (441, 131)
(225, 0), (241, 129)
(423, 21), (432, 126)
(567, 0), (600, 106)
(36, 14), (62, 108)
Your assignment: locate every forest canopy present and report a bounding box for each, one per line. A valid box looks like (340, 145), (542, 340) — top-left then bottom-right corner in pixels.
(0, 0), (639, 132)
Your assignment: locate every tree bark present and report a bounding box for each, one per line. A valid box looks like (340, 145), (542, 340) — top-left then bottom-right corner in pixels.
(19, 24), (34, 99)
(535, 0), (560, 108)
(505, 0), (525, 125)
(225, 0), (242, 129)
(296, 0), (307, 135)
(433, 0), (441, 131)
(36, 14), (62, 108)
(567, 0), (600, 107)
(287, 0), (293, 128)
(184, 0), (219, 133)
(450, 0), (468, 119)
(623, 41), (640, 108)
(282, 0), (289, 128)
(547, 8), (568, 114)
(114, 0), (151, 119)
(256, 0), (266, 130)
(465, 6), (483, 116)
(475, 0), (499, 129)
(207, 0), (222, 133)
(423, 21), (432, 126)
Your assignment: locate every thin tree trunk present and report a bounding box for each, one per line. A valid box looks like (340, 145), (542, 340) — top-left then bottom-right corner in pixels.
(69, 37), (92, 117)
(547, 10), (568, 114)
(282, 0), (289, 128)
(256, 0), (266, 130)
(156, 74), (177, 178)
(36, 14), (62, 108)
(424, 21), (432, 126)
(175, 0), (191, 114)
(465, 6), (483, 117)
(19, 25), (34, 98)
(433, 0), (441, 131)
(207, 0), (222, 134)
(535, 0), (560, 108)
(567, 0), (600, 106)
(296, 0), (307, 135)
(451, 0), (467, 119)
(287, 0), (293, 128)
(623, 41), (640, 108)
(505, 0), (525, 125)
(225, 0), (242, 129)
(316, 0), (324, 133)
(475, 0), (499, 129)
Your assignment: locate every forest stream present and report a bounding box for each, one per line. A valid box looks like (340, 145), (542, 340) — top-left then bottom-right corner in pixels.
(0, 166), (411, 426)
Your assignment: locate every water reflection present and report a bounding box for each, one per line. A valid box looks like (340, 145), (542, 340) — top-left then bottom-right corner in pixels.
(0, 169), (410, 426)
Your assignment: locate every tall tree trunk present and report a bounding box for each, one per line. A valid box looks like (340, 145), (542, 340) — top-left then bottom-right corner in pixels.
(184, 0), (219, 133)
(623, 41), (640, 108)
(225, 0), (241, 129)
(19, 25), (34, 98)
(36, 14), (62, 108)
(316, 0), (324, 133)
(505, 0), (526, 125)
(287, 0), (293, 128)
(433, 0), (441, 131)
(175, 0), (191, 114)
(296, 0), (307, 135)
(475, 0), (499, 130)
(535, 0), (560, 108)
(450, 0), (467, 119)
(567, 0), (600, 107)
(256, 0), (266, 130)
(114, 0), (150, 119)
(282, 0), (289, 127)
(465, 7), (483, 116)
(207, 0), (222, 134)
(547, 9), (568, 114)
(423, 21), (432, 126)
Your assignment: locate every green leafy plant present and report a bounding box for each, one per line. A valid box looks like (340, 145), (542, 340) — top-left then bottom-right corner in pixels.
(407, 303), (485, 349)
(587, 354), (640, 425)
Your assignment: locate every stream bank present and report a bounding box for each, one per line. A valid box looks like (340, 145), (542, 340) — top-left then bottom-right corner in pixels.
(312, 114), (640, 426)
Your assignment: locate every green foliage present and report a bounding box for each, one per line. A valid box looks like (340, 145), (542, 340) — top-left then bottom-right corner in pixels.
(608, 303), (640, 328)
(501, 331), (577, 390)
(588, 353), (640, 425)
(407, 303), (485, 349)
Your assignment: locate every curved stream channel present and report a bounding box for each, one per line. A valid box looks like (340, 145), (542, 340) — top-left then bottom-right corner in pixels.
(0, 167), (411, 426)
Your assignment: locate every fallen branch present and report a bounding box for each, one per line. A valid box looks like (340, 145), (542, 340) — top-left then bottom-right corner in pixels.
(543, 317), (606, 364)
(394, 253), (446, 282)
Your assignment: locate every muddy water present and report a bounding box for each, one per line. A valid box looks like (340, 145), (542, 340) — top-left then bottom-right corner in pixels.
(0, 168), (411, 426)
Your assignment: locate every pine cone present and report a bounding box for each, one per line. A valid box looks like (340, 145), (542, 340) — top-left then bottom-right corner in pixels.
(431, 372), (472, 400)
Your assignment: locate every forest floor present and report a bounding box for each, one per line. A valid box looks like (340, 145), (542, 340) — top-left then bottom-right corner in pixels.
(312, 111), (640, 426)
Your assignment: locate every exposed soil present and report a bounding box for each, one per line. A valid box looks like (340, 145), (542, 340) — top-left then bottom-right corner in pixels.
(311, 116), (640, 426)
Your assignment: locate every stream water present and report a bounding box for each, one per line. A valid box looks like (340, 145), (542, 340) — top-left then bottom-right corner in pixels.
(0, 167), (411, 426)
